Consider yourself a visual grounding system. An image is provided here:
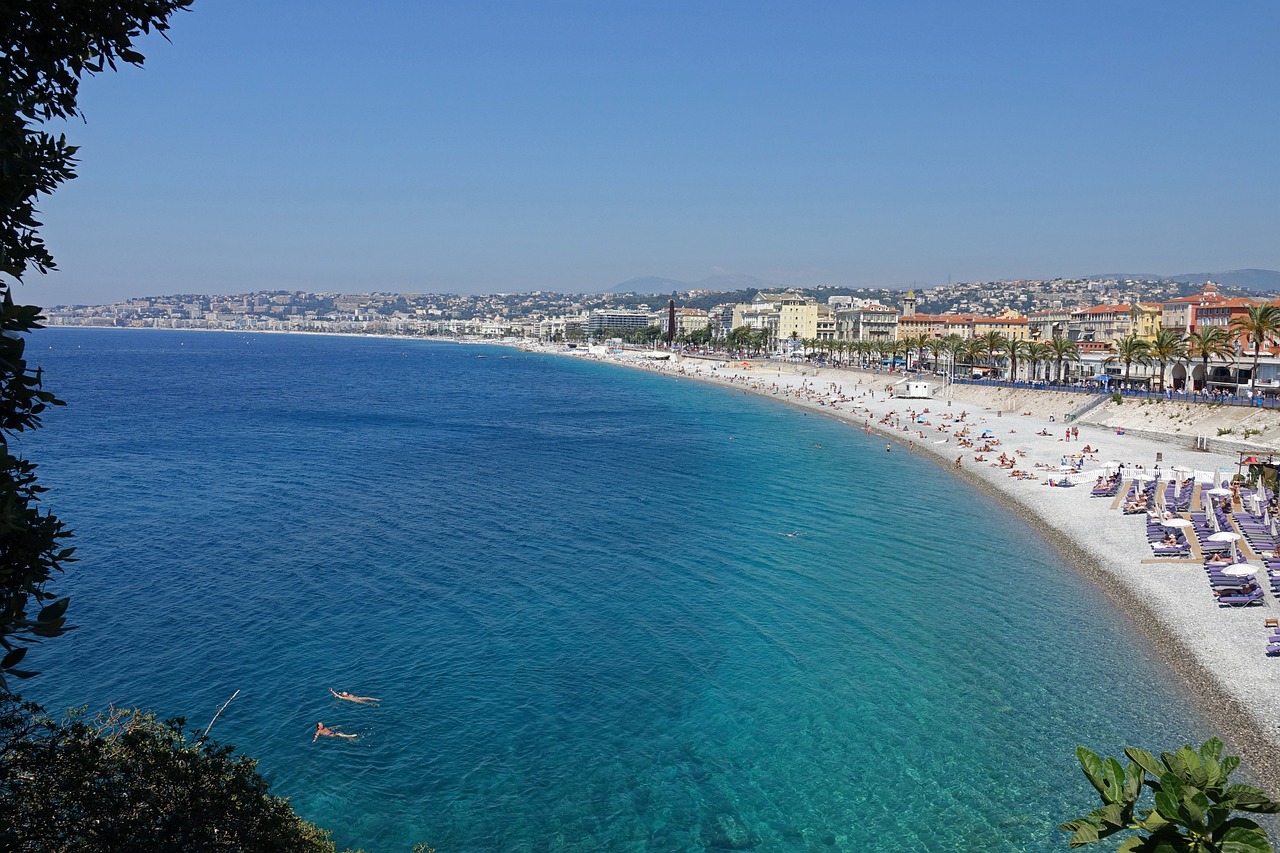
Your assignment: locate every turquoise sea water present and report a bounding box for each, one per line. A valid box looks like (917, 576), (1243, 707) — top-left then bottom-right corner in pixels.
(20, 329), (1204, 851)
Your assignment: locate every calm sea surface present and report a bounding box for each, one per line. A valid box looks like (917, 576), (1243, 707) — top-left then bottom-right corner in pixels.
(20, 328), (1203, 851)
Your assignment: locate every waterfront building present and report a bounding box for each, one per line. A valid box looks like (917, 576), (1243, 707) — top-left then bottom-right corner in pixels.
(1027, 308), (1072, 341)
(1069, 304), (1132, 343)
(834, 302), (898, 342)
(1161, 282), (1228, 334)
(586, 309), (654, 336)
(974, 311), (1029, 342)
(777, 295), (833, 346)
(659, 308), (712, 338)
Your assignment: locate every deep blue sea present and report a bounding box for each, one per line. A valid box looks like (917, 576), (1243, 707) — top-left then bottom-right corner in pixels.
(18, 328), (1204, 852)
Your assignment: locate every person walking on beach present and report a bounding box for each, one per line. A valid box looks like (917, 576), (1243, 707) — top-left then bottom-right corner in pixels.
(314, 722), (357, 742)
(330, 688), (379, 705)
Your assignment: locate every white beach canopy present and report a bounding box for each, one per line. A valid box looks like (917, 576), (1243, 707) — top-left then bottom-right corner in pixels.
(1208, 532), (1241, 542)
(1161, 518), (1194, 528)
(1222, 564), (1256, 577)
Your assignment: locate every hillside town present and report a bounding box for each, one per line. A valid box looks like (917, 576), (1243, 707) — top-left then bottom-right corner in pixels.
(44, 277), (1280, 397)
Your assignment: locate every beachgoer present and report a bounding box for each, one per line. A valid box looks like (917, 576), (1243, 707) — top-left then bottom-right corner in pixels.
(314, 722), (357, 742)
(885, 444), (891, 453)
(330, 688), (379, 705)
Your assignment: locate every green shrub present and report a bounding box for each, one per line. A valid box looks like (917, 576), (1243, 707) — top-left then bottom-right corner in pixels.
(0, 694), (353, 852)
(1061, 738), (1279, 852)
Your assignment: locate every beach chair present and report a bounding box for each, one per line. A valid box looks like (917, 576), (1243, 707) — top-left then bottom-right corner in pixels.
(1217, 588), (1265, 607)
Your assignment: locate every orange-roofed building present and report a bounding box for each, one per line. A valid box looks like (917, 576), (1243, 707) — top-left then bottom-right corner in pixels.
(1161, 282), (1229, 334)
(973, 313), (1029, 342)
(1069, 304), (1131, 344)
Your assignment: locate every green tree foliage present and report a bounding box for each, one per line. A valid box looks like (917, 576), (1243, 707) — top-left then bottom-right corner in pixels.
(0, 7), (392, 852)
(1061, 738), (1279, 852)
(0, 693), (350, 852)
(1106, 334), (1153, 385)
(1229, 304), (1280, 396)
(0, 1), (194, 684)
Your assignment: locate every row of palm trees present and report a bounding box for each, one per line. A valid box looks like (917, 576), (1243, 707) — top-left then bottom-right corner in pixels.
(1099, 304), (1280, 395)
(791, 331), (1084, 384)
(787, 304), (1280, 395)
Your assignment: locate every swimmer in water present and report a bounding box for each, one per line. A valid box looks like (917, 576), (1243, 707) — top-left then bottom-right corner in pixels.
(330, 688), (379, 705)
(314, 722), (357, 742)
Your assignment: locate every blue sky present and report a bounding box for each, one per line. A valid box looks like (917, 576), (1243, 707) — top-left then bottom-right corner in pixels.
(30, 0), (1280, 304)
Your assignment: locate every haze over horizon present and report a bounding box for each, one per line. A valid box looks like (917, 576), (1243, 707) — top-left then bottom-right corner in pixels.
(29, 0), (1280, 305)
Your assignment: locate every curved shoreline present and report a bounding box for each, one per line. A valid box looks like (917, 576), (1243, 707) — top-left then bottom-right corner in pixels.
(552, 347), (1280, 789)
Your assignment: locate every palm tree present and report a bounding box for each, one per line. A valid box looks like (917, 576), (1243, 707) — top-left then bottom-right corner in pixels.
(1027, 341), (1052, 382)
(1229, 304), (1280, 396)
(885, 339), (904, 371)
(908, 333), (930, 371)
(875, 337), (891, 369)
(1106, 334), (1152, 386)
(998, 337), (1029, 382)
(1048, 337), (1080, 385)
(942, 334), (966, 377)
(1185, 327), (1232, 392)
(846, 338), (864, 368)
(924, 337), (946, 373)
(964, 338), (987, 378)
(1146, 328), (1188, 392)
(978, 331), (1006, 376)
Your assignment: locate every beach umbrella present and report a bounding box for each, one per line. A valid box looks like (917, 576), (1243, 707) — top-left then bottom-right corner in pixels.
(1222, 564), (1256, 577)
(1161, 518), (1193, 528)
(1207, 532), (1241, 542)
(1207, 487), (1232, 497)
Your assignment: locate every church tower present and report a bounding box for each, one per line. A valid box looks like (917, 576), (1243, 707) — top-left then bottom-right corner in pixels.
(902, 290), (917, 318)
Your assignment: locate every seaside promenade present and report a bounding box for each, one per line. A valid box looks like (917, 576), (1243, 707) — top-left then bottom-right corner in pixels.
(548, 344), (1280, 787)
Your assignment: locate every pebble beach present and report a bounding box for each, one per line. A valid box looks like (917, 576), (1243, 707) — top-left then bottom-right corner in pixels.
(549, 344), (1280, 787)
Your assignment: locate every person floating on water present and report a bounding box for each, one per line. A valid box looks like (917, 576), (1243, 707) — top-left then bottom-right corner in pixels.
(330, 688), (379, 705)
(314, 722), (357, 742)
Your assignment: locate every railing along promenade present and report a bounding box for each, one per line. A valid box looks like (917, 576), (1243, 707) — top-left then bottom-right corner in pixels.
(947, 377), (1280, 410)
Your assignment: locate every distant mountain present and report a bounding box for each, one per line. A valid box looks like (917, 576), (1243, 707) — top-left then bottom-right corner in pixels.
(604, 273), (786, 295)
(1167, 269), (1280, 291)
(688, 273), (786, 292)
(604, 276), (688, 294)
(1086, 269), (1280, 291)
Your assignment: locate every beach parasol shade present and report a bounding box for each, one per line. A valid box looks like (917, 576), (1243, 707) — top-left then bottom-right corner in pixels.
(1160, 518), (1194, 527)
(1207, 531), (1241, 541)
(1243, 456), (1260, 464)
(1222, 564), (1256, 577)
(1206, 487), (1232, 496)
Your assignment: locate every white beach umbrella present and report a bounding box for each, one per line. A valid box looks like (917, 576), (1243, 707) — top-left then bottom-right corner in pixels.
(1208, 532), (1241, 542)
(1207, 487), (1233, 496)
(1161, 518), (1194, 528)
(1222, 564), (1256, 577)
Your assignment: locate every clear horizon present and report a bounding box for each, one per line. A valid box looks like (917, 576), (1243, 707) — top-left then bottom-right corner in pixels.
(27, 0), (1280, 305)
